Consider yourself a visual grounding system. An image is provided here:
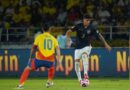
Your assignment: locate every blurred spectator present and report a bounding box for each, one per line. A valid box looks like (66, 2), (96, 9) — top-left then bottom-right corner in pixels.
(116, 18), (129, 31)
(42, 1), (57, 25)
(5, 3), (14, 16)
(66, 0), (80, 10)
(66, 36), (72, 48)
(98, 7), (111, 24)
(126, 2), (130, 20)
(31, 2), (42, 26)
(0, 19), (3, 41)
(0, 0), (10, 8)
(117, 0), (125, 7)
(57, 28), (72, 49)
(0, 0), (128, 28)
(19, 2), (31, 24)
(85, 1), (95, 17)
(0, 2), (4, 16)
(112, 5), (123, 20)
(57, 30), (67, 49)
(42, 2), (56, 16)
(12, 7), (21, 27)
(56, 8), (67, 26)
(67, 8), (79, 24)
(0, 0), (129, 43)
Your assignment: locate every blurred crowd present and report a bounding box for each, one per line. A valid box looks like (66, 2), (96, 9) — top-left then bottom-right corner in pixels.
(0, 0), (129, 47)
(0, 0), (129, 28)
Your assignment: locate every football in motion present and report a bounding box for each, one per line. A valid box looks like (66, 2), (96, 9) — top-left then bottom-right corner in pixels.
(80, 79), (89, 87)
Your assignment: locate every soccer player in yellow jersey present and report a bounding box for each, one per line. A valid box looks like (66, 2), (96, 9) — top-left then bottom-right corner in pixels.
(17, 26), (61, 88)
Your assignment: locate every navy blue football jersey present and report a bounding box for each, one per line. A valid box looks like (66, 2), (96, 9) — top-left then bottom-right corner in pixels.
(71, 22), (100, 49)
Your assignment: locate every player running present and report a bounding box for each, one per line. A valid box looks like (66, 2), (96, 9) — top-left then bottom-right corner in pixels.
(17, 25), (61, 89)
(67, 14), (111, 86)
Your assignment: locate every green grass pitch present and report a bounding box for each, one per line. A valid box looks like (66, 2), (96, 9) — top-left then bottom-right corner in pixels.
(0, 78), (129, 90)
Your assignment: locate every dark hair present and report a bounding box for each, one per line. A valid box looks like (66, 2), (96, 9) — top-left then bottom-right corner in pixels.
(41, 23), (50, 32)
(83, 14), (93, 19)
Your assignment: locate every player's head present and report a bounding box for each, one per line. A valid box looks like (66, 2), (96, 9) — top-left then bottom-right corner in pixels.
(83, 14), (93, 27)
(41, 23), (50, 32)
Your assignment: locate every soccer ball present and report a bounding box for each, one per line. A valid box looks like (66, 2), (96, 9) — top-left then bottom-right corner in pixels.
(80, 79), (89, 87)
(46, 82), (54, 88)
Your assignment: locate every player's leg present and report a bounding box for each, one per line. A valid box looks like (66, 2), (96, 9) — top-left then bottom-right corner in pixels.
(48, 66), (55, 81)
(46, 66), (54, 88)
(35, 60), (54, 88)
(74, 49), (82, 81)
(81, 46), (92, 86)
(17, 59), (36, 88)
(82, 46), (92, 80)
(36, 60), (54, 82)
(75, 59), (82, 81)
(18, 66), (32, 87)
(82, 52), (89, 79)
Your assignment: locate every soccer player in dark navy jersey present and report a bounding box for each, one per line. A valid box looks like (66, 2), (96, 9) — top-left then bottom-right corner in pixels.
(67, 14), (111, 86)
(71, 22), (99, 49)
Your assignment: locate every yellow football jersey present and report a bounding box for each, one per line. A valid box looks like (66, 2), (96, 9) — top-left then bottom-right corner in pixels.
(34, 32), (58, 61)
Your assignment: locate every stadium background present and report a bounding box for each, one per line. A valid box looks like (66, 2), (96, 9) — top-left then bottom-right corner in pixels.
(0, 0), (129, 90)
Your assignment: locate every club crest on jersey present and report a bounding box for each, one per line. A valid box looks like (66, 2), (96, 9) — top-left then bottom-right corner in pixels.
(87, 30), (91, 34)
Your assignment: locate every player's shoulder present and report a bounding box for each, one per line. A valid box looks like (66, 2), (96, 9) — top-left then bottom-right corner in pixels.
(49, 34), (57, 40)
(38, 33), (43, 36)
(89, 23), (99, 34)
(35, 33), (43, 39)
(89, 23), (97, 30)
(74, 20), (83, 27)
(71, 21), (83, 30)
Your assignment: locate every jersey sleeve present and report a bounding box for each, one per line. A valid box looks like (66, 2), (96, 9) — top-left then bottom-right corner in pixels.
(34, 35), (39, 46)
(71, 24), (78, 32)
(91, 25), (100, 36)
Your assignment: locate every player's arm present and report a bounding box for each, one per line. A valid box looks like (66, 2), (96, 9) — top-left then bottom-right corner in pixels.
(56, 46), (61, 66)
(27, 45), (37, 65)
(98, 33), (111, 51)
(66, 29), (72, 37)
(66, 25), (77, 37)
(27, 35), (39, 66)
(54, 37), (61, 65)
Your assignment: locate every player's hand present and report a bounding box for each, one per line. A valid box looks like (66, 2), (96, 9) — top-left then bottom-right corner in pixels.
(105, 44), (111, 51)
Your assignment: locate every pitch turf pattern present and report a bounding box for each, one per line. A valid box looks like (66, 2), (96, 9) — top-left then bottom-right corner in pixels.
(0, 78), (129, 90)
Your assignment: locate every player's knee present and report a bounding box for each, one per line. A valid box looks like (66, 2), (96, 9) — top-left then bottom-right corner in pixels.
(82, 53), (89, 65)
(75, 60), (80, 71)
(25, 66), (32, 71)
(75, 66), (79, 72)
(75, 59), (80, 62)
(82, 53), (88, 60)
(49, 66), (54, 70)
